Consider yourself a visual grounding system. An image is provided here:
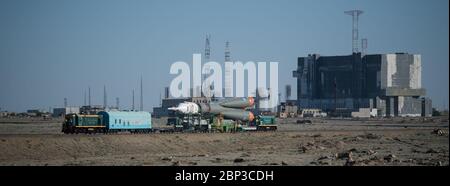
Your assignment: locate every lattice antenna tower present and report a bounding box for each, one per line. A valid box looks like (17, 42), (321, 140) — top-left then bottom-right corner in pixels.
(203, 34), (212, 97)
(224, 41), (232, 97)
(345, 10), (363, 53)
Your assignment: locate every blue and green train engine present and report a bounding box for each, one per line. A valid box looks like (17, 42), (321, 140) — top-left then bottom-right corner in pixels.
(62, 114), (106, 134)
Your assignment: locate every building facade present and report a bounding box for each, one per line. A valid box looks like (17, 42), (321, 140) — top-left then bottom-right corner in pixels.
(293, 52), (432, 117)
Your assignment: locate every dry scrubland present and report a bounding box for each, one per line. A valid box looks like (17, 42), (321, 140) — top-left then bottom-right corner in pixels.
(0, 116), (448, 166)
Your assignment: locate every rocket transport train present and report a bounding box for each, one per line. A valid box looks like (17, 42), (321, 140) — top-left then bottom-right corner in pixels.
(168, 97), (255, 121)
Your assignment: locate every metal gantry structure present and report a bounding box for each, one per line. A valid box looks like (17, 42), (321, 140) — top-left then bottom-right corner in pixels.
(345, 10), (363, 53)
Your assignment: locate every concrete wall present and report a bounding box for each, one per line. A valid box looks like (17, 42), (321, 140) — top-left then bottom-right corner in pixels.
(296, 56), (315, 99)
(381, 53), (421, 89)
(411, 55), (421, 89)
(397, 96), (422, 117)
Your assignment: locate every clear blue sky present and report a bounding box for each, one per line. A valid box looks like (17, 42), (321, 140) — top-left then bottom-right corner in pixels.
(0, 0), (448, 112)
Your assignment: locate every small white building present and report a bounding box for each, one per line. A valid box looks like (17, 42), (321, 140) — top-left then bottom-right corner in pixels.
(351, 108), (372, 118)
(301, 109), (327, 118)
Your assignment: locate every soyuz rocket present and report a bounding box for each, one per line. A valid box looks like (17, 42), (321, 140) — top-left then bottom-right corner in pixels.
(168, 97), (255, 121)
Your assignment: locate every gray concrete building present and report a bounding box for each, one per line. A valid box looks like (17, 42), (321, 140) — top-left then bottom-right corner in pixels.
(293, 52), (432, 117)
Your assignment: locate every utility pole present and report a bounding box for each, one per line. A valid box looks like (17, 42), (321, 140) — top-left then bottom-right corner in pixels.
(103, 85), (107, 109)
(140, 76), (143, 111)
(132, 89), (135, 110)
(88, 86), (91, 106)
(203, 34), (211, 97)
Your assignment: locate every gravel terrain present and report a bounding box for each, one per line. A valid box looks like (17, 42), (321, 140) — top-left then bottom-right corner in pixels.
(0, 116), (448, 166)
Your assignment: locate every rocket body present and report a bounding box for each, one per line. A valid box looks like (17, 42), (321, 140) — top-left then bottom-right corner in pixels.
(168, 102), (200, 114)
(169, 97), (255, 121)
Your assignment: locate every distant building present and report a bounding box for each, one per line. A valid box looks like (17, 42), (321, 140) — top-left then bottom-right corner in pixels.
(277, 100), (299, 118)
(52, 107), (80, 117)
(26, 109), (48, 117)
(79, 105), (104, 115)
(27, 109), (46, 114)
(0, 111), (12, 117)
(293, 52), (432, 117)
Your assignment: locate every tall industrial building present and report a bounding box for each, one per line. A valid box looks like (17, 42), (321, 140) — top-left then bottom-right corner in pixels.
(293, 52), (432, 117)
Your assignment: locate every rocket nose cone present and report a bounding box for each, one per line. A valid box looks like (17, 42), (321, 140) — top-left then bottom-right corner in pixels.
(248, 97), (255, 107)
(248, 112), (255, 122)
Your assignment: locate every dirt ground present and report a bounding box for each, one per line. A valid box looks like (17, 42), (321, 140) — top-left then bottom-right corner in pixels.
(0, 116), (448, 166)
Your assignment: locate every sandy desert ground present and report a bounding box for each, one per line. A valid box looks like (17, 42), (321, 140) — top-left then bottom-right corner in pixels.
(0, 116), (448, 166)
